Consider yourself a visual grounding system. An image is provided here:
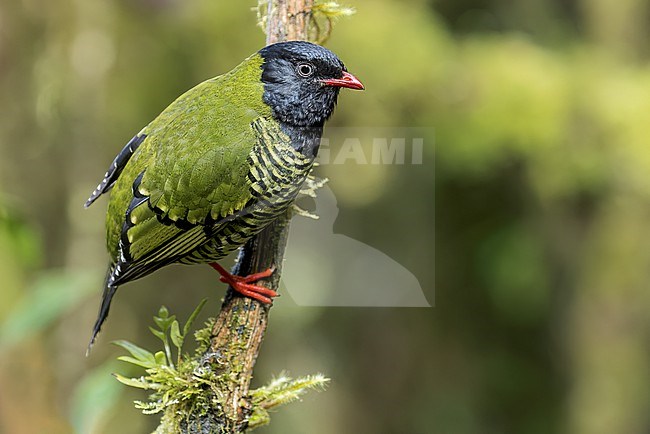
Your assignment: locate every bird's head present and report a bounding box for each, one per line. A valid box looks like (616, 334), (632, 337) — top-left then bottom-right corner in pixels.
(259, 41), (364, 128)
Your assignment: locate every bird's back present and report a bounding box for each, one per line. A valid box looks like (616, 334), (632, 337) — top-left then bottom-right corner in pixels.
(105, 54), (273, 262)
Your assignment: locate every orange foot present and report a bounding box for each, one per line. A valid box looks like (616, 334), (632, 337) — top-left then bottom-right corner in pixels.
(208, 262), (277, 304)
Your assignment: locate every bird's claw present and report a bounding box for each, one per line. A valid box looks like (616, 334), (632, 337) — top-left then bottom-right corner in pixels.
(209, 262), (278, 304)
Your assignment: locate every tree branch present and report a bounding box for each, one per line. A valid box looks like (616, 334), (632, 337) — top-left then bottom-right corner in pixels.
(266, 0), (313, 42)
(174, 2), (314, 433)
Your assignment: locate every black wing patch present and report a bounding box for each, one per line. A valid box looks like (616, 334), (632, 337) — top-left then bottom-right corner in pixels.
(84, 134), (147, 208)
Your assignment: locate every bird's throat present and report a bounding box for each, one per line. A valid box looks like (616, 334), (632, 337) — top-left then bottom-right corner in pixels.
(279, 123), (324, 159)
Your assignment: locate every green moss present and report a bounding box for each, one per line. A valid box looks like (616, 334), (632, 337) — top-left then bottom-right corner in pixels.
(248, 373), (330, 430)
(115, 302), (329, 433)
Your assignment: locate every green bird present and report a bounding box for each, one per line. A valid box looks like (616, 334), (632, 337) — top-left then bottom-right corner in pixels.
(85, 41), (364, 348)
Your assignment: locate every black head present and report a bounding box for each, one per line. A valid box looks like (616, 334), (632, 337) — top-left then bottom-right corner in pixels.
(259, 41), (364, 128)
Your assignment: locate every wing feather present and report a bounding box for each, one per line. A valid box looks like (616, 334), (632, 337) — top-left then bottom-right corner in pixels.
(84, 134), (146, 208)
(107, 117), (307, 286)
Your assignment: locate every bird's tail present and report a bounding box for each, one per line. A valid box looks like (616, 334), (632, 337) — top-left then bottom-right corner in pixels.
(86, 268), (119, 355)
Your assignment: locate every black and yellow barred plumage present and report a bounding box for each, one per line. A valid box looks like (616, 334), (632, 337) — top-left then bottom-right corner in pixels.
(178, 118), (314, 265)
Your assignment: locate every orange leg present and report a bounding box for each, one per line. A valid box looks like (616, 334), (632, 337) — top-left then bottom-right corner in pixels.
(209, 262), (277, 304)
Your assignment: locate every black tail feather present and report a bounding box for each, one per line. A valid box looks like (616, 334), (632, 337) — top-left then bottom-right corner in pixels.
(87, 271), (119, 355)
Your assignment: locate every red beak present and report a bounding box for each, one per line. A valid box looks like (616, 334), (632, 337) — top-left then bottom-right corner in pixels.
(320, 71), (365, 90)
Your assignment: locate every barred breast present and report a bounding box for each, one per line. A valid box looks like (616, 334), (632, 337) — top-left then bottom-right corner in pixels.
(178, 119), (315, 265)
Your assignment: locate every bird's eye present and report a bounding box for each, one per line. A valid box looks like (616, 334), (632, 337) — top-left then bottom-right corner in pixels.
(296, 63), (315, 77)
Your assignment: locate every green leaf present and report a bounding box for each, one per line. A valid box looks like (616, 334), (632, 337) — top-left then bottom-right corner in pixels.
(153, 308), (176, 332)
(183, 298), (208, 337)
(149, 326), (166, 343)
(117, 355), (156, 369)
(113, 340), (156, 367)
(157, 306), (169, 319)
(154, 351), (167, 365)
(170, 320), (182, 350)
(113, 373), (153, 390)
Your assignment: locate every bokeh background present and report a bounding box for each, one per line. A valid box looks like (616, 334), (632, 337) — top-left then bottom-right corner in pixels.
(1, 0), (649, 433)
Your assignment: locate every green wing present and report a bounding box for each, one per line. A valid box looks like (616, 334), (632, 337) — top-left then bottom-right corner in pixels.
(107, 116), (313, 286)
(88, 54), (314, 288)
(96, 56), (270, 276)
(108, 81), (267, 236)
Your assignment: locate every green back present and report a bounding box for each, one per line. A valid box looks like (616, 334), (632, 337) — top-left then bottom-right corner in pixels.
(106, 54), (273, 259)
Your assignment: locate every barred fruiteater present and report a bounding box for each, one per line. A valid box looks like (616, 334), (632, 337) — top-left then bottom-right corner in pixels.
(84, 41), (364, 349)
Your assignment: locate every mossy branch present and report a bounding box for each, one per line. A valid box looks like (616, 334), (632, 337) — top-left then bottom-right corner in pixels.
(113, 304), (328, 433)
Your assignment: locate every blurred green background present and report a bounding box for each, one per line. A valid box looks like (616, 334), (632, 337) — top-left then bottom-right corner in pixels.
(1, 0), (649, 433)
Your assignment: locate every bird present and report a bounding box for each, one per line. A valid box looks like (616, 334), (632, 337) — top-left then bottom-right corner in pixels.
(84, 41), (364, 349)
